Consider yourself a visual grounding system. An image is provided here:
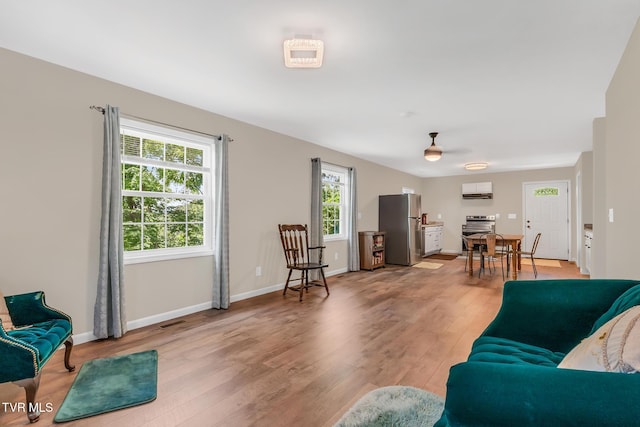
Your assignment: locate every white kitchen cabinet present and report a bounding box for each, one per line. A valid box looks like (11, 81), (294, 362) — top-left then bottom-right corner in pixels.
(423, 224), (444, 256)
(462, 182), (492, 194)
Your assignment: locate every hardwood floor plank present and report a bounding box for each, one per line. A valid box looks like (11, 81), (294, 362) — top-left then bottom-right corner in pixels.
(0, 258), (585, 426)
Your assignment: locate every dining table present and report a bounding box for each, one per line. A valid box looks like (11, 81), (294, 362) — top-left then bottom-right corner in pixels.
(465, 233), (524, 279)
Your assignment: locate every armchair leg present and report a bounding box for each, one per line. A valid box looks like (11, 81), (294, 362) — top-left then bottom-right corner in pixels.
(64, 336), (75, 372)
(14, 374), (41, 423)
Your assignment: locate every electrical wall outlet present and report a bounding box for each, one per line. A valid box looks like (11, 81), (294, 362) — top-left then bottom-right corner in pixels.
(334, 252), (339, 260)
(255, 266), (262, 276)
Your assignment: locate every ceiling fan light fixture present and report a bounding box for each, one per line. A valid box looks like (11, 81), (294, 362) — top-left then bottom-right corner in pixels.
(283, 38), (324, 68)
(464, 162), (489, 171)
(424, 132), (442, 162)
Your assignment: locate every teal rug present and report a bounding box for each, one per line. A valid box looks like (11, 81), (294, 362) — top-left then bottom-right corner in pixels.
(335, 386), (444, 427)
(54, 350), (158, 423)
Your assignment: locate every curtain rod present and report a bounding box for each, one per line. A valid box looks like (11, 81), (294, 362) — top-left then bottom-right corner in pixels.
(89, 105), (230, 141)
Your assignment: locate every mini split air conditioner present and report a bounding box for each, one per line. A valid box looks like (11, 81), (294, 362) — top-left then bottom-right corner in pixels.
(462, 182), (493, 199)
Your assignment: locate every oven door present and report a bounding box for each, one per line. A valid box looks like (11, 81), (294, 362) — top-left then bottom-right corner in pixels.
(462, 227), (492, 252)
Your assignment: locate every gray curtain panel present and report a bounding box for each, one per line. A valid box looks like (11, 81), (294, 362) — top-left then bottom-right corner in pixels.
(348, 167), (360, 271)
(94, 105), (127, 339)
(213, 134), (230, 309)
(310, 158), (323, 277)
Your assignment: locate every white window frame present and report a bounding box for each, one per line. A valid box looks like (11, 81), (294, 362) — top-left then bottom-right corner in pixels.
(120, 117), (215, 264)
(321, 163), (350, 241)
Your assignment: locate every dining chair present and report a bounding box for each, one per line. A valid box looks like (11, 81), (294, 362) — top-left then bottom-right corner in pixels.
(478, 233), (508, 279)
(496, 236), (513, 275)
(277, 224), (330, 301)
(516, 232), (542, 278)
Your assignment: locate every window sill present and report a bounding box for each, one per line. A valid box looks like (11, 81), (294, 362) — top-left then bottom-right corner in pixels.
(323, 236), (348, 242)
(124, 249), (214, 265)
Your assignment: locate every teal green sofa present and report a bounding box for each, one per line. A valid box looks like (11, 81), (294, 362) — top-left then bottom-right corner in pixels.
(0, 291), (75, 423)
(435, 279), (640, 427)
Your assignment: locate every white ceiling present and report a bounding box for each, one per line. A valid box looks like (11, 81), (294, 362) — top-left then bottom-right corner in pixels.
(2, 1), (639, 177)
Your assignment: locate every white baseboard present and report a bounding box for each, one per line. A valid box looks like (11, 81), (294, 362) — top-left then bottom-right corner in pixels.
(72, 267), (349, 345)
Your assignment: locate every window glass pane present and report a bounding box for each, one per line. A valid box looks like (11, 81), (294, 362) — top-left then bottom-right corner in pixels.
(165, 169), (185, 194)
(323, 205), (340, 235)
(187, 199), (204, 222)
(165, 143), (185, 164)
(143, 224), (166, 250)
(186, 172), (203, 194)
(321, 165), (347, 238)
(123, 225), (142, 251)
(120, 119), (213, 257)
(123, 164), (141, 191)
(534, 187), (559, 196)
(167, 224), (186, 248)
(141, 166), (164, 192)
(322, 171), (342, 184)
(323, 183), (341, 204)
(187, 223), (204, 246)
(122, 196), (142, 223)
(186, 147), (203, 166)
(143, 197), (165, 223)
(122, 134), (141, 157)
(166, 199), (186, 223)
(142, 138), (164, 160)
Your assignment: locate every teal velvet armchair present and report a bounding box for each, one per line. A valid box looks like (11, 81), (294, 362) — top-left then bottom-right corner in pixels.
(435, 279), (640, 427)
(1, 291), (74, 423)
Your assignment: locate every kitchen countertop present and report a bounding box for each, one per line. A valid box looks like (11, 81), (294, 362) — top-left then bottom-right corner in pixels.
(422, 221), (444, 228)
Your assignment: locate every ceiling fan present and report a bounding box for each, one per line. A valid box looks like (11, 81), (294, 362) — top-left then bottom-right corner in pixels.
(424, 132), (443, 161)
(424, 132), (485, 170)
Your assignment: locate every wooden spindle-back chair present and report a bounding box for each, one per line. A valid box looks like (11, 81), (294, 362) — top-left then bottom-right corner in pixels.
(278, 224), (330, 301)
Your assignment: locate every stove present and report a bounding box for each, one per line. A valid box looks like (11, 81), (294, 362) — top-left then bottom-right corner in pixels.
(462, 215), (496, 251)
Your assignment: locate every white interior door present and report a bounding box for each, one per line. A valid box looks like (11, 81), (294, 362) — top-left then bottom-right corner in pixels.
(523, 181), (569, 260)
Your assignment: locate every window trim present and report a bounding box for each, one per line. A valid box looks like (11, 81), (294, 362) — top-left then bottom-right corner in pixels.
(119, 117), (215, 264)
(321, 163), (350, 241)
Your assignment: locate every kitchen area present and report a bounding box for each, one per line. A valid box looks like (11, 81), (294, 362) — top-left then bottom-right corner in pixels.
(363, 184), (526, 269)
(366, 193), (447, 268)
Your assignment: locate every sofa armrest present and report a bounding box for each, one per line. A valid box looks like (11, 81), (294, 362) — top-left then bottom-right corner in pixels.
(438, 362), (640, 427)
(0, 328), (39, 382)
(482, 279), (640, 353)
(5, 291), (72, 328)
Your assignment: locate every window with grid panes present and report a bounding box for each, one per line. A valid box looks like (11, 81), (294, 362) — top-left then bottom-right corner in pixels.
(120, 118), (214, 263)
(321, 164), (349, 240)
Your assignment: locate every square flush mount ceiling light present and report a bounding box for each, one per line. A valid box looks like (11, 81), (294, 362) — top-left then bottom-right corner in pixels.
(283, 39), (324, 68)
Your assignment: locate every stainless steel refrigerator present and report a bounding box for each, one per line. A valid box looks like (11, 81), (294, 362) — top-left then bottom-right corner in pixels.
(378, 193), (422, 265)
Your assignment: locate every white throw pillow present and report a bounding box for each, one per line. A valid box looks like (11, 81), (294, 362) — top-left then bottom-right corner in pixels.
(558, 305), (640, 373)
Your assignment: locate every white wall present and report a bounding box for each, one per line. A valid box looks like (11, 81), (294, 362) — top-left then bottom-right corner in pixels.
(591, 117), (607, 278)
(601, 18), (640, 278)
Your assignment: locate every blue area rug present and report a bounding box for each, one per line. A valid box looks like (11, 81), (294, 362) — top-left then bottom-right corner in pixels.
(335, 386), (444, 427)
(54, 350), (158, 423)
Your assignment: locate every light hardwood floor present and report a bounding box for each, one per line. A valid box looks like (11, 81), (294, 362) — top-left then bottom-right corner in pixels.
(0, 257), (585, 426)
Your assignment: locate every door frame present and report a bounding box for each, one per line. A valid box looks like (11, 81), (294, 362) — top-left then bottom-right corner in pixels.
(522, 180), (571, 260)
